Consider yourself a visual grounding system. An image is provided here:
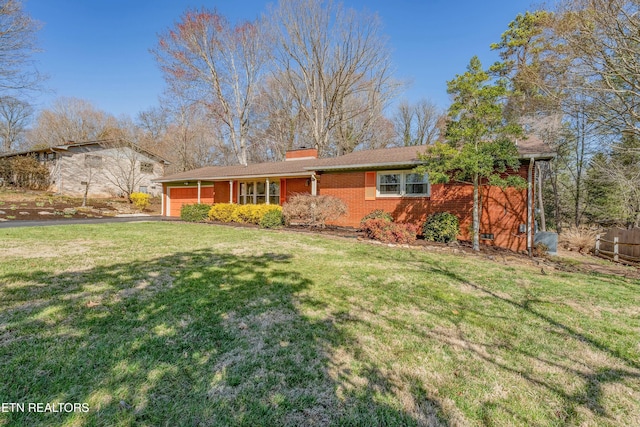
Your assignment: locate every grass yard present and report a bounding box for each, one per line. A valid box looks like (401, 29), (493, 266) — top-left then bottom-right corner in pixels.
(0, 222), (639, 426)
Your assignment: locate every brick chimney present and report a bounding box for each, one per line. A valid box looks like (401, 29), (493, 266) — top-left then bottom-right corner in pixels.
(285, 147), (318, 161)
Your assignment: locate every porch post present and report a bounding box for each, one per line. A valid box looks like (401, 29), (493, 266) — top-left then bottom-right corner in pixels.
(265, 178), (270, 204)
(197, 180), (201, 204)
(229, 180), (233, 203)
(311, 173), (317, 196)
(161, 184), (165, 216)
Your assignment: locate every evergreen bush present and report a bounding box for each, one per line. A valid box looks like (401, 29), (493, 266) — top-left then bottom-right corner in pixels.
(259, 209), (284, 228)
(422, 212), (459, 243)
(180, 203), (212, 222)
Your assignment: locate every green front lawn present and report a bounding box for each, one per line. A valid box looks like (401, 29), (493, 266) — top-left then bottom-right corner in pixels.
(0, 222), (638, 426)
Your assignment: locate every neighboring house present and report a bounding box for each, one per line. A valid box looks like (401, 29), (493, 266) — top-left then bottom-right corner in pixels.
(154, 138), (554, 252)
(0, 140), (169, 197)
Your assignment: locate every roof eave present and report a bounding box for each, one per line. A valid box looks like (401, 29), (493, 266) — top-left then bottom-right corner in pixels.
(519, 152), (557, 161)
(153, 170), (315, 183)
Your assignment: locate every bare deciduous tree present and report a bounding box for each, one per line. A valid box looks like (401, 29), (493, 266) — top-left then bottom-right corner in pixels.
(392, 99), (442, 146)
(0, 95), (32, 152)
(137, 106), (169, 144)
(0, 0), (43, 93)
(25, 97), (116, 148)
(556, 0), (640, 137)
(248, 74), (309, 162)
(153, 9), (268, 165)
(269, 0), (400, 156)
(100, 140), (148, 199)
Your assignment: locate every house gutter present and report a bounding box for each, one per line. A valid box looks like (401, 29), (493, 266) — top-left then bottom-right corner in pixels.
(305, 161), (423, 172)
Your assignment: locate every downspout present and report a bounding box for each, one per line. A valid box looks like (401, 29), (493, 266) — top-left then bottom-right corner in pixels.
(527, 157), (535, 257)
(197, 180), (201, 204)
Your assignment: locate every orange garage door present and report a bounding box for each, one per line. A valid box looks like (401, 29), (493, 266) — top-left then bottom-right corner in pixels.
(168, 187), (214, 217)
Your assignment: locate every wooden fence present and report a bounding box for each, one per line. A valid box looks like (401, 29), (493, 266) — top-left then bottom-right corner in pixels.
(595, 228), (640, 264)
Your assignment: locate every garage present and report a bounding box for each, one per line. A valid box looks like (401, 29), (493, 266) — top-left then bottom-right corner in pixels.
(167, 186), (214, 217)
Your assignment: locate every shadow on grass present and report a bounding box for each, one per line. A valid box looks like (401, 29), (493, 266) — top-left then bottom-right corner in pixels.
(0, 248), (447, 426)
(417, 259), (640, 424)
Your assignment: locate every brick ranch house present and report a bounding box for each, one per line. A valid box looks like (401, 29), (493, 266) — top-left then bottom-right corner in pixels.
(0, 140), (169, 197)
(155, 138), (554, 252)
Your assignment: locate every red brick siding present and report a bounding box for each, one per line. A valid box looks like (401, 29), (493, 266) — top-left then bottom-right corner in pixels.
(285, 148), (318, 160)
(285, 178), (311, 198)
(214, 182), (230, 204)
(317, 167), (531, 252)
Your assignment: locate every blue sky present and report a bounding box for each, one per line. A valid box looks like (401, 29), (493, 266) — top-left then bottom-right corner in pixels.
(24, 0), (540, 119)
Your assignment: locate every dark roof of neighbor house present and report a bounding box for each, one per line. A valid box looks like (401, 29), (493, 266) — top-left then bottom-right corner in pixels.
(155, 136), (554, 183)
(0, 139), (171, 164)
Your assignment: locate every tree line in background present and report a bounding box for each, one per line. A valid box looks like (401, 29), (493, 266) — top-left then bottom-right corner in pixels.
(0, 0), (638, 231)
(491, 0), (640, 230)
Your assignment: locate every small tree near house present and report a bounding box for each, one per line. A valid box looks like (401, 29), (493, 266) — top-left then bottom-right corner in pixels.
(415, 56), (526, 251)
(101, 140), (148, 200)
(81, 154), (101, 207)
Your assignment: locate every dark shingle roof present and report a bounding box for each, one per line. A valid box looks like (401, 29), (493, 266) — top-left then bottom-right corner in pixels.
(155, 136), (554, 182)
(153, 158), (320, 182)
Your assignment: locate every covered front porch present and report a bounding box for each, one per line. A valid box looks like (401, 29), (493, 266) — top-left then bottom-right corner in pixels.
(160, 174), (317, 217)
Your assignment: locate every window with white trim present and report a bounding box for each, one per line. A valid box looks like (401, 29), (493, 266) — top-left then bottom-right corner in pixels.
(239, 180), (280, 205)
(377, 171), (430, 197)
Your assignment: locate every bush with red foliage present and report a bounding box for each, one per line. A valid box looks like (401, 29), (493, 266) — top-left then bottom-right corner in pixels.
(361, 218), (418, 244)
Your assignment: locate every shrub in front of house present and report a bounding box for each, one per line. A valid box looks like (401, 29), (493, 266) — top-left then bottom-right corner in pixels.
(180, 203), (212, 222)
(360, 209), (393, 228)
(260, 209), (284, 229)
(361, 218), (418, 244)
(0, 156), (50, 190)
(231, 204), (282, 224)
(208, 203), (282, 225)
(422, 212), (460, 243)
(282, 194), (347, 228)
(129, 192), (150, 211)
(208, 203), (238, 222)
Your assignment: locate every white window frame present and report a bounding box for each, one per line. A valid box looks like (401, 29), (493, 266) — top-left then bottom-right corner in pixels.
(376, 171), (430, 197)
(239, 179), (280, 205)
